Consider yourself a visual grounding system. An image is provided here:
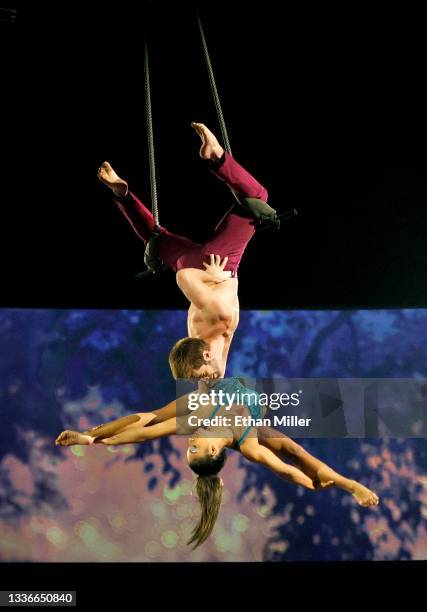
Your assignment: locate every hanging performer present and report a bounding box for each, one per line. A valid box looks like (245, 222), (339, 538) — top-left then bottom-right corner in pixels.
(98, 122), (277, 380)
(55, 375), (380, 548)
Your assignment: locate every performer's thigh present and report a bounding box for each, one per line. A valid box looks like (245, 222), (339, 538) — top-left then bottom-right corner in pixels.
(157, 230), (201, 271)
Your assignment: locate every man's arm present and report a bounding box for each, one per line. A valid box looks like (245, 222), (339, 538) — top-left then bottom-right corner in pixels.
(239, 436), (315, 489)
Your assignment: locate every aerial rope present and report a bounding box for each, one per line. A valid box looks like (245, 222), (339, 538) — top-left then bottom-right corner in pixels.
(144, 41), (159, 227)
(196, 13), (297, 232)
(137, 13), (297, 279)
(196, 15), (232, 156)
(135, 42), (165, 279)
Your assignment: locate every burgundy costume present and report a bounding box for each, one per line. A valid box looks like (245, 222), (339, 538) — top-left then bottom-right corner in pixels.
(115, 152), (269, 277)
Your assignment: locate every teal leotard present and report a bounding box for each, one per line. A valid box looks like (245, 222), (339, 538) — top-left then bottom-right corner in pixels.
(207, 377), (262, 446)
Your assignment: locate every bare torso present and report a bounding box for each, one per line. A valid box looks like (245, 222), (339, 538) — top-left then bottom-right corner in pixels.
(187, 277), (239, 373)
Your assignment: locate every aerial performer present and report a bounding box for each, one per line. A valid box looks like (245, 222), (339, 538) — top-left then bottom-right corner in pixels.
(98, 122), (277, 380)
(56, 376), (380, 548)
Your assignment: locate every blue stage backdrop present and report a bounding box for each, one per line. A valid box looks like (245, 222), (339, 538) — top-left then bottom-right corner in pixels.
(0, 308), (426, 561)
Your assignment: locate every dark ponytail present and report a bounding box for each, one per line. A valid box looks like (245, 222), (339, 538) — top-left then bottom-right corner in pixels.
(188, 448), (227, 548)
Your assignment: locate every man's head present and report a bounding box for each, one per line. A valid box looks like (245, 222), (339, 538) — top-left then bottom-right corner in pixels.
(169, 337), (222, 380)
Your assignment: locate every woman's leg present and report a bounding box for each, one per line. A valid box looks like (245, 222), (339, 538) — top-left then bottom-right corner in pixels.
(258, 429), (379, 507)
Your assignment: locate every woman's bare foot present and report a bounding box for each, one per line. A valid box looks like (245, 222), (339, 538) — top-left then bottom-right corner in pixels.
(313, 478), (334, 490)
(191, 122), (224, 162)
(351, 481), (379, 507)
(55, 430), (94, 446)
(97, 161), (128, 198)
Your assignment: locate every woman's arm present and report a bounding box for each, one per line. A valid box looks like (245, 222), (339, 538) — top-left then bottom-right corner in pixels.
(55, 415), (177, 447)
(82, 413), (154, 439)
(149, 394), (192, 424)
(99, 417), (177, 445)
(239, 436), (315, 490)
(55, 393), (189, 447)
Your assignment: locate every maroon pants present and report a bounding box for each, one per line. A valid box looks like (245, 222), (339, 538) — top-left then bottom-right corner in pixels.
(115, 152), (269, 276)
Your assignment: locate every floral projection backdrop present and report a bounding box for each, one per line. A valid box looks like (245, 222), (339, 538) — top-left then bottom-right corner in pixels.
(0, 308), (426, 561)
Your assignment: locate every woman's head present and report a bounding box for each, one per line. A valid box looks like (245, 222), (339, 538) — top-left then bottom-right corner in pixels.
(187, 437), (227, 548)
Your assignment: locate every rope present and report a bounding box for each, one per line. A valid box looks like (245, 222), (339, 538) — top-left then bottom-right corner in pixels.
(196, 14), (295, 231)
(144, 41), (159, 226)
(197, 14), (232, 155)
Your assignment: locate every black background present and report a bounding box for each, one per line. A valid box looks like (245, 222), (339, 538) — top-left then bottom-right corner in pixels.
(1, 3), (426, 310)
(0, 561), (422, 605)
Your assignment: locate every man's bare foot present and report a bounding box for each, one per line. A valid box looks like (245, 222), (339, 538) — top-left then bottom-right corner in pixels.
(191, 122), (224, 162)
(55, 430), (94, 446)
(97, 161), (128, 198)
(351, 481), (380, 507)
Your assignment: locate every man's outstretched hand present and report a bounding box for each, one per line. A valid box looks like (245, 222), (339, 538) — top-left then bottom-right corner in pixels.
(203, 254), (231, 283)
